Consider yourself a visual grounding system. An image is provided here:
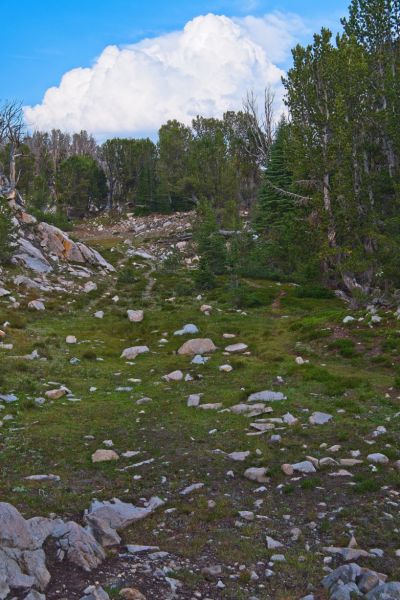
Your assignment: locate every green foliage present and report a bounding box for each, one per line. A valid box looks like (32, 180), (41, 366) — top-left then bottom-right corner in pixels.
(160, 249), (183, 274)
(157, 120), (194, 211)
(294, 285), (334, 299)
(117, 264), (140, 285)
(193, 200), (227, 277)
(30, 209), (73, 231)
(56, 155), (107, 216)
(228, 283), (274, 309)
(328, 338), (357, 358)
(194, 262), (216, 290)
(254, 116), (293, 233)
(0, 197), (17, 264)
(281, 3), (400, 297)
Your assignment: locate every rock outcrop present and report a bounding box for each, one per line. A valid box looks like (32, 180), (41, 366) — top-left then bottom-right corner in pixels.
(3, 192), (115, 274)
(0, 496), (164, 599)
(13, 214), (115, 274)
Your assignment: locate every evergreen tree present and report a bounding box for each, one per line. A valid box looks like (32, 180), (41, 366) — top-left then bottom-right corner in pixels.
(0, 198), (16, 264)
(254, 117), (293, 233)
(56, 156), (107, 216)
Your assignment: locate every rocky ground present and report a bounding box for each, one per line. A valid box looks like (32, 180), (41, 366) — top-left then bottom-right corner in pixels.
(0, 210), (400, 599)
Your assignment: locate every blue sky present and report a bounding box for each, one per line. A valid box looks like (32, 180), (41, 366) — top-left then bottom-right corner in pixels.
(1, 1), (349, 136)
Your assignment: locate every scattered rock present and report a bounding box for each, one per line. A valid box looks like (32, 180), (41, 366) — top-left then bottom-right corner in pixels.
(180, 483), (204, 495)
(28, 300), (45, 311)
(120, 346), (149, 360)
(85, 497), (164, 547)
(174, 324), (199, 336)
(84, 281), (98, 293)
(200, 304), (212, 313)
(225, 343), (248, 353)
(281, 463), (294, 476)
(367, 453), (389, 464)
(309, 412), (333, 425)
(244, 467), (268, 483)
(91, 449), (119, 463)
(45, 388), (66, 400)
(228, 451), (250, 461)
(127, 310), (144, 323)
(292, 461), (317, 474)
(177, 338), (216, 355)
(163, 370), (184, 382)
(187, 394), (201, 407)
(248, 390), (286, 402)
(266, 536), (283, 550)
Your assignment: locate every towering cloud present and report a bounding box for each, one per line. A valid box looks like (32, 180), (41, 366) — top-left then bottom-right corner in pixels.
(24, 12), (304, 137)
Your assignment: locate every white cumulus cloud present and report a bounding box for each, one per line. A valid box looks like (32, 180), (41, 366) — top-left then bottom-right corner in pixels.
(24, 12), (304, 138)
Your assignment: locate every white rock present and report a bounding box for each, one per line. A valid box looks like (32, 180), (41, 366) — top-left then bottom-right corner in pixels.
(45, 388), (67, 400)
(239, 511), (254, 521)
(127, 310), (144, 323)
(177, 338), (216, 355)
(292, 461), (316, 474)
(266, 536), (283, 550)
(228, 451), (250, 461)
(343, 316), (355, 324)
(121, 346), (149, 360)
(225, 343), (248, 353)
(370, 315), (382, 324)
(367, 453), (389, 464)
(309, 412), (333, 425)
(66, 335), (77, 344)
(244, 467), (268, 483)
(283, 412), (298, 425)
(248, 390), (286, 402)
(200, 304), (212, 313)
(84, 281), (97, 293)
(163, 370), (184, 382)
(94, 311), (104, 319)
(28, 300), (45, 311)
(174, 324), (199, 336)
(91, 449), (119, 463)
(219, 364), (233, 372)
(180, 483), (204, 495)
(187, 394), (201, 407)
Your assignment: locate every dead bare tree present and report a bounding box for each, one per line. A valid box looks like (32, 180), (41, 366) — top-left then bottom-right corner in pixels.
(243, 87), (275, 165)
(0, 100), (25, 189)
(243, 87), (311, 204)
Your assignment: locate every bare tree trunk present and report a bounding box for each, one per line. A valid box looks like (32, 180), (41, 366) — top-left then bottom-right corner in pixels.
(9, 144), (16, 189)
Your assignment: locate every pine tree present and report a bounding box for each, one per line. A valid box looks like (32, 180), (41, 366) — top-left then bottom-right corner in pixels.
(254, 117), (293, 234)
(0, 198), (16, 264)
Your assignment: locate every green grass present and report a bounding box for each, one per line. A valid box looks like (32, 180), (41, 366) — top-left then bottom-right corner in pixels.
(1, 236), (400, 596)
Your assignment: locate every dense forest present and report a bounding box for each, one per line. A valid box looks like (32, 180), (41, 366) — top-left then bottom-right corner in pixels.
(0, 113), (261, 221)
(1, 0), (400, 302)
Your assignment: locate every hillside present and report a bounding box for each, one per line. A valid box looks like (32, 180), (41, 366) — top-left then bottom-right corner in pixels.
(0, 212), (399, 600)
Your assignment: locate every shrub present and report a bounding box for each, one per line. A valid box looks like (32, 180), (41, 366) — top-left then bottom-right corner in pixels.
(118, 265), (140, 285)
(31, 209), (74, 231)
(160, 249), (183, 274)
(294, 285), (334, 299)
(194, 259), (216, 290)
(229, 284), (274, 308)
(328, 338), (357, 358)
(0, 197), (17, 263)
